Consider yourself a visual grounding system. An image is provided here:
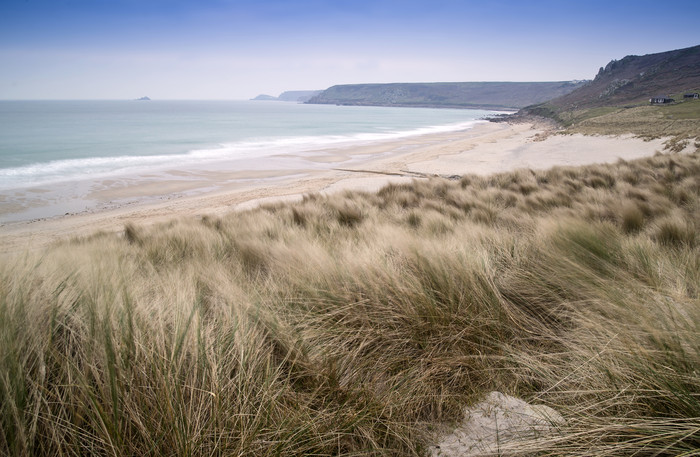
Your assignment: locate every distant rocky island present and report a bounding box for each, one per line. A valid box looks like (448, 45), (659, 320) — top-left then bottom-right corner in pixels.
(252, 94), (277, 101)
(305, 81), (588, 110)
(135, 96), (151, 101)
(251, 90), (322, 103)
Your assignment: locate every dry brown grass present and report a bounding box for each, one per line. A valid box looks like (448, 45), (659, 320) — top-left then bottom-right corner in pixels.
(0, 150), (698, 455)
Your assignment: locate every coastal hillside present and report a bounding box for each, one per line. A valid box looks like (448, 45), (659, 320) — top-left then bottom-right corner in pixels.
(277, 90), (322, 102)
(252, 90), (322, 102)
(519, 44), (700, 145)
(543, 44), (700, 111)
(306, 81), (587, 110)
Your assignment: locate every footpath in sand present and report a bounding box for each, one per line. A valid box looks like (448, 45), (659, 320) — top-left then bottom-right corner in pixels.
(0, 121), (678, 253)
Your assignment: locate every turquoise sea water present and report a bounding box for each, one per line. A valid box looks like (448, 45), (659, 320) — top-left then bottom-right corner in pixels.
(0, 100), (496, 190)
(0, 101), (499, 223)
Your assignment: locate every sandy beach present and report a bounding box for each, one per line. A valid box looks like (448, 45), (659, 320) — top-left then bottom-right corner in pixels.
(0, 121), (678, 253)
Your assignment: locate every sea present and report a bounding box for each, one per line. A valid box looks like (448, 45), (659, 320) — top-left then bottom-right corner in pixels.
(0, 100), (499, 223)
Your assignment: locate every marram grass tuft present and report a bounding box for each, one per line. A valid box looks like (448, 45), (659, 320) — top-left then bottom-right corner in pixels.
(1, 150), (698, 456)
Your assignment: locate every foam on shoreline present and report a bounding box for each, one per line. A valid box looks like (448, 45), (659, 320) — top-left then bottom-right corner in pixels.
(0, 121), (680, 253)
(0, 120), (489, 223)
(0, 120), (487, 191)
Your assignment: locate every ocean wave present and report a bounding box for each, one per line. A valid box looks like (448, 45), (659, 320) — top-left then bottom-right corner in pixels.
(0, 120), (481, 190)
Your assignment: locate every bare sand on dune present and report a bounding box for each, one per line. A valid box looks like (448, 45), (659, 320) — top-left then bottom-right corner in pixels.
(0, 121), (679, 253)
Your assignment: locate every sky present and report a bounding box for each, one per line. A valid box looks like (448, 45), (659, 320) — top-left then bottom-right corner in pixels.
(1, 0), (699, 100)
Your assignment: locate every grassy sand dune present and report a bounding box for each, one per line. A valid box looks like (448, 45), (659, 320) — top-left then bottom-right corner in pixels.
(544, 97), (700, 153)
(1, 150), (699, 455)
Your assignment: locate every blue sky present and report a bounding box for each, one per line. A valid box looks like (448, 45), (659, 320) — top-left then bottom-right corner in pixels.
(1, 0), (699, 99)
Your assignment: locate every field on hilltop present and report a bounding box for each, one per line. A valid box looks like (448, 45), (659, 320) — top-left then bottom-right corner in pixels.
(1, 147), (699, 455)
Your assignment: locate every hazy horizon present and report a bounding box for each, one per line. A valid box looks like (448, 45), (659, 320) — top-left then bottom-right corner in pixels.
(2, 0), (699, 100)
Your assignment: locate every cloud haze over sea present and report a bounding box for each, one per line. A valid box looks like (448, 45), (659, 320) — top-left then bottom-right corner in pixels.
(1, 0), (699, 100)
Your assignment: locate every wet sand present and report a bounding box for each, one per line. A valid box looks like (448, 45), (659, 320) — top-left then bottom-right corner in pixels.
(0, 121), (676, 253)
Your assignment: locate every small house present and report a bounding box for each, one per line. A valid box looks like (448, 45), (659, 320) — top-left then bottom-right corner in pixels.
(683, 93), (699, 99)
(650, 95), (674, 104)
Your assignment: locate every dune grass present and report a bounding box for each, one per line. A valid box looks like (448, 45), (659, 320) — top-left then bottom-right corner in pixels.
(1, 150), (699, 456)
